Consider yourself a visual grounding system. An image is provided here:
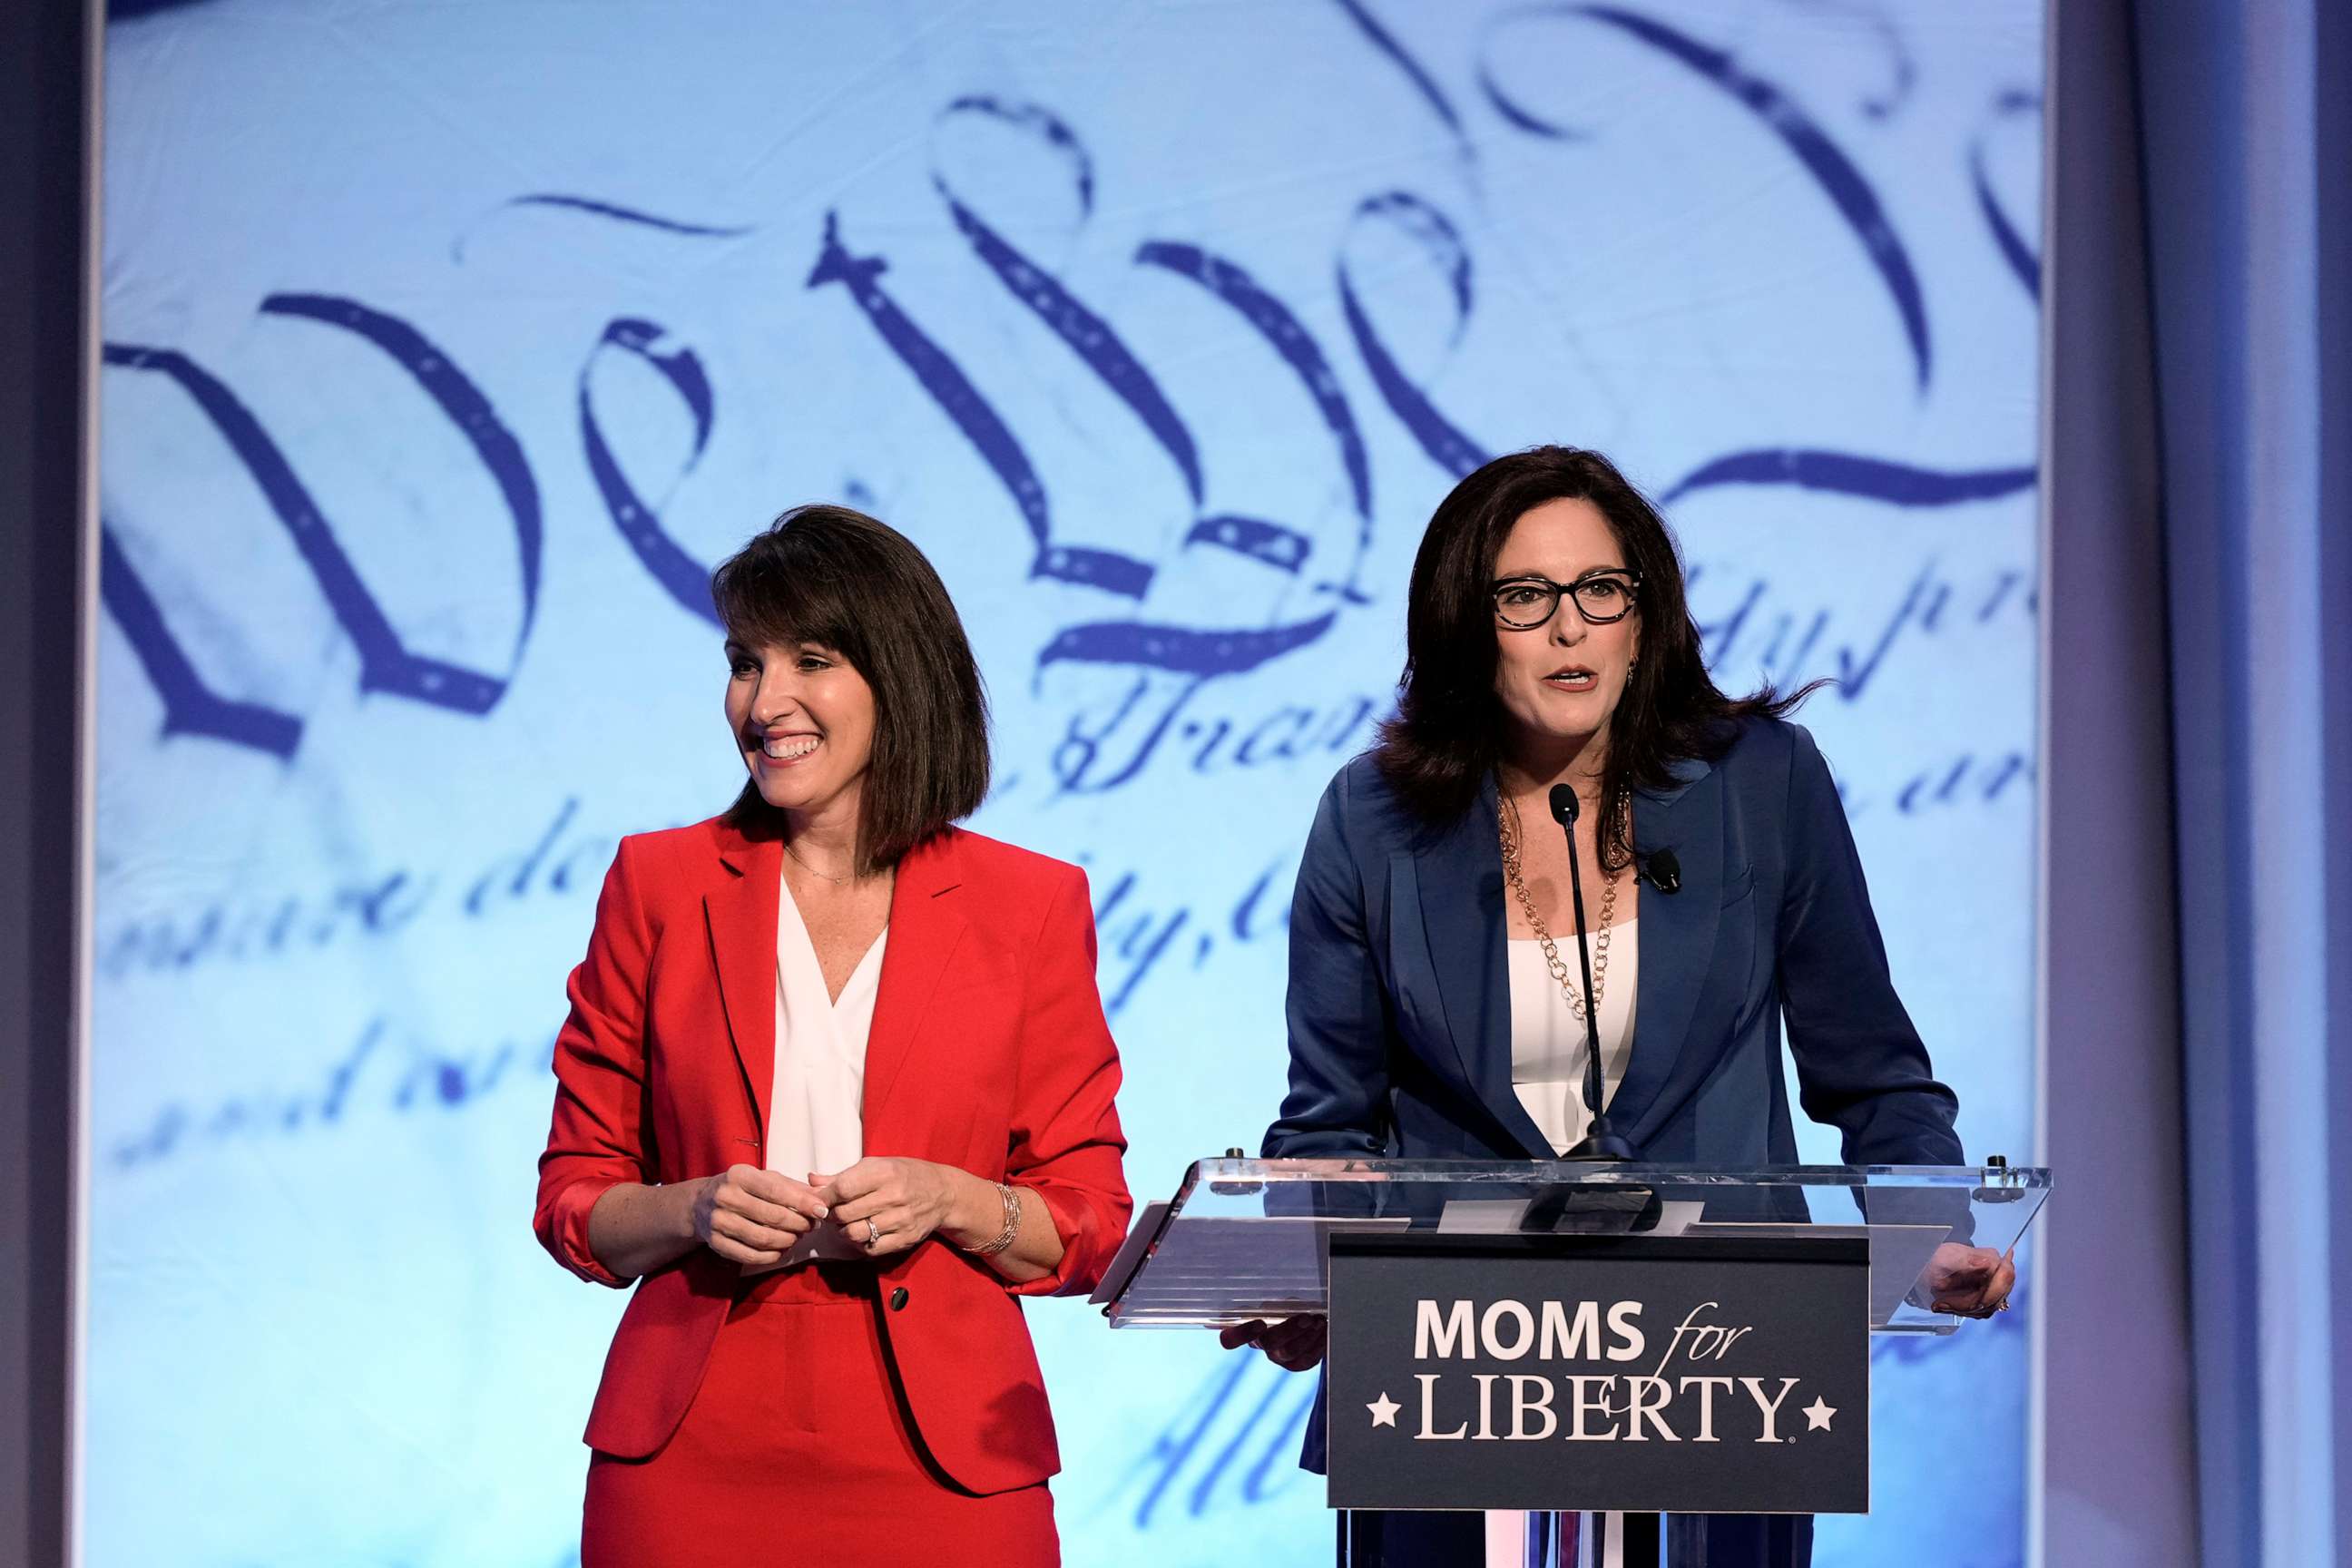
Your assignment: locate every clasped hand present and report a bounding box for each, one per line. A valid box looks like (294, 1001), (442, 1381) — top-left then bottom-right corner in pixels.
(691, 1158), (964, 1267)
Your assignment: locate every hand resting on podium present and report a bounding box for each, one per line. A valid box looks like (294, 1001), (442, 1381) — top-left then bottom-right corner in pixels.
(1220, 1314), (1329, 1371)
(1916, 1241), (2016, 1318)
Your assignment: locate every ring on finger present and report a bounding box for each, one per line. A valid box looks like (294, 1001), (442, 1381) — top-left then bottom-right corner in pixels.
(863, 1218), (882, 1250)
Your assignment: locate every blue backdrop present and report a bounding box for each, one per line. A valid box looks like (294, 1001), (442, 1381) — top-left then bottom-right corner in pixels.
(89, 4), (2043, 1563)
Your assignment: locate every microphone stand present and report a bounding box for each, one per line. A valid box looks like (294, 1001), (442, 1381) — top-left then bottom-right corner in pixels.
(1549, 783), (1635, 1162)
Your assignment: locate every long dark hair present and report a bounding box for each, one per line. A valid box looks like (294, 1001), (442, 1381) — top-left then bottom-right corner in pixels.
(1373, 446), (1818, 869)
(710, 505), (990, 872)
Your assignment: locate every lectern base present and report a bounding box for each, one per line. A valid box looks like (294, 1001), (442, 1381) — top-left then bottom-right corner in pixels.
(1339, 1508), (1769, 1567)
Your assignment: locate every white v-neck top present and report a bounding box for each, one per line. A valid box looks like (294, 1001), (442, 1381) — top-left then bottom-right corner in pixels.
(763, 877), (887, 1266)
(1506, 920), (1638, 1155)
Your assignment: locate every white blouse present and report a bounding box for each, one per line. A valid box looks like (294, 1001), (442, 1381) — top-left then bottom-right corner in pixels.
(1499, 925), (1642, 1566)
(763, 877), (887, 1266)
(1506, 920), (1639, 1155)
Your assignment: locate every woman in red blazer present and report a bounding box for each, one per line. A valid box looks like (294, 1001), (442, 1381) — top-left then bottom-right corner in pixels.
(534, 505), (1131, 1568)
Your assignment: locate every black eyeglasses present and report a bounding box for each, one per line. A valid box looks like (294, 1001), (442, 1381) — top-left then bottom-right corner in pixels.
(1491, 568), (1642, 629)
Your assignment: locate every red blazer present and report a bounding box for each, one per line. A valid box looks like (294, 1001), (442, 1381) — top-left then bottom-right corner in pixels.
(534, 816), (1131, 1493)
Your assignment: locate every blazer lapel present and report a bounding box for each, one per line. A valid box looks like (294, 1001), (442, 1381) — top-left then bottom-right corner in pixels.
(1414, 777), (1557, 1159)
(859, 831), (968, 1138)
(1611, 757), (1724, 1142)
(707, 819), (783, 1145)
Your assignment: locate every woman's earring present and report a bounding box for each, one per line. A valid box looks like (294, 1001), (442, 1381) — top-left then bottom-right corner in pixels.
(1627, 659), (1639, 686)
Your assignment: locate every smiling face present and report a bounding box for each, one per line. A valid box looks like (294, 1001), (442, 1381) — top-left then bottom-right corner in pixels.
(723, 637), (879, 821)
(1490, 496), (1642, 765)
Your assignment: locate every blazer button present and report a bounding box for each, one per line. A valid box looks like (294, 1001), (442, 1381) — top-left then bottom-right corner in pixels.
(888, 1287), (909, 1311)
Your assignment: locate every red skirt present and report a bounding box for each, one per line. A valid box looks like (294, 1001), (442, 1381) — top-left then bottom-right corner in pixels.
(582, 1262), (1059, 1568)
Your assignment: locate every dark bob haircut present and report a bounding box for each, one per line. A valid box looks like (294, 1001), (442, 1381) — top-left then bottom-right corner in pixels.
(1373, 446), (1814, 869)
(711, 505), (990, 873)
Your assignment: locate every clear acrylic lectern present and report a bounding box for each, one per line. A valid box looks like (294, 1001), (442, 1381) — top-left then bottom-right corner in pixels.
(1096, 1158), (2050, 1568)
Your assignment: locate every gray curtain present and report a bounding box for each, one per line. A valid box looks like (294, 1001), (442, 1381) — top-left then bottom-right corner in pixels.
(2045, 1), (2352, 1563)
(2139, 0), (2352, 1563)
(0, 2), (90, 1565)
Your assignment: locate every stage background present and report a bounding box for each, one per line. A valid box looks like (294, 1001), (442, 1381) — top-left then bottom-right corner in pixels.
(88, 3), (2043, 1563)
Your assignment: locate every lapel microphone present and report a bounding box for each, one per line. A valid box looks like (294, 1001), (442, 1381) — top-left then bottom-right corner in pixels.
(1642, 848), (1682, 895)
(1547, 784), (1635, 1162)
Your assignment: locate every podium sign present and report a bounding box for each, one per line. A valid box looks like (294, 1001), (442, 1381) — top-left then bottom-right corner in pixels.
(1325, 1232), (1870, 1514)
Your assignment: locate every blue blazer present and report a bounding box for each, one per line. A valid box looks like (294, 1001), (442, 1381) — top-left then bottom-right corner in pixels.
(1261, 717), (1959, 1546)
(1266, 715), (1962, 1171)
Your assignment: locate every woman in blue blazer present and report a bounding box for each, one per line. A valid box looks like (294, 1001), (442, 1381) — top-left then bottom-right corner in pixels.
(1229, 446), (2014, 1568)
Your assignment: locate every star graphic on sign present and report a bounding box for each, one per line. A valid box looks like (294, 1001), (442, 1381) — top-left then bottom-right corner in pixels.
(1367, 1392), (1401, 1428)
(1802, 1396), (1837, 1432)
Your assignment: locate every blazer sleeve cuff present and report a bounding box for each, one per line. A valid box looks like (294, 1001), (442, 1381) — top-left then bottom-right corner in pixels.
(538, 1173), (633, 1289)
(1003, 1181), (1109, 1298)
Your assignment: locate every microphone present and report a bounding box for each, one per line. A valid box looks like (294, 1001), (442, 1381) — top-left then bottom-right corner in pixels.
(1642, 848), (1681, 895)
(1546, 785), (1635, 1162)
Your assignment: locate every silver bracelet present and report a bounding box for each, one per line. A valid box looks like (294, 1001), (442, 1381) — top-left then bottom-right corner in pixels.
(974, 1181), (1022, 1257)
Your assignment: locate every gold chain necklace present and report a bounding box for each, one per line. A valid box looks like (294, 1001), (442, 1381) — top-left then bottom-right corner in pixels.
(1499, 789), (1625, 1021)
(783, 838), (854, 886)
